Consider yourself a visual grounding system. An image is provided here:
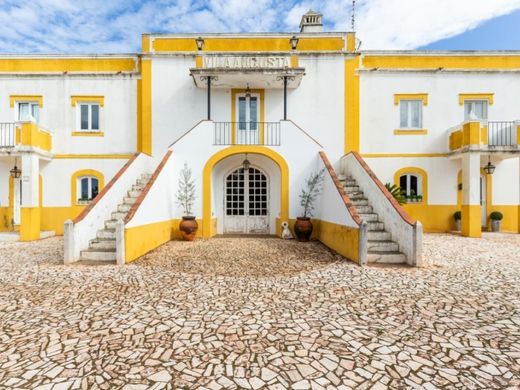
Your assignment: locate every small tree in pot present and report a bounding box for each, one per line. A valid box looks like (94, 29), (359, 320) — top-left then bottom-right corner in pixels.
(295, 169), (325, 242)
(489, 211), (503, 232)
(176, 163), (198, 241)
(453, 211), (461, 231)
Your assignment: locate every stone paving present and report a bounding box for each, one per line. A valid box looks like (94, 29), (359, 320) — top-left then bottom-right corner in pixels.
(0, 234), (519, 389)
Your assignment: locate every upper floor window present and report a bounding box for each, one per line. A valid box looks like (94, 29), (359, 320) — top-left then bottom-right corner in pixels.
(18, 102), (40, 123)
(464, 100), (488, 121)
(400, 100), (422, 129)
(399, 173), (423, 201)
(78, 103), (100, 131)
(77, 176), (99, 204)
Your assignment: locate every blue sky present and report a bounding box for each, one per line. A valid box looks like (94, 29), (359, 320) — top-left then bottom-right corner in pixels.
(0, 0), (520, 53)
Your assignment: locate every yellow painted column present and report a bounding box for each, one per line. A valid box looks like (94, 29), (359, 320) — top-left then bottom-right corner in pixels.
(461, 153), (481, 238)
(20, 154), (41, 241)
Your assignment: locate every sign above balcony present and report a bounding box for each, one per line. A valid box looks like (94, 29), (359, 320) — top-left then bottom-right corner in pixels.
(203, 55), (292, 69)
(190, 55), (305, 89)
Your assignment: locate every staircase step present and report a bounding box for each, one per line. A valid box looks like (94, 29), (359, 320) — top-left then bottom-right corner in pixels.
(367, 221), (385, 231)
(97, 229), (116, 239)
(137, 179), (150, 186)
(127, 190), (141, 198)
(118, 203), (132, 212)
(347, 191), (365, 199)
(132, 184), (144, 192)
(368, 240), (399, 252)
(367, 231), (392, 241)
(141, 173), (152, 180)
(123, 197), (138, 205)
(80, 248), (116, 262)
(355, 205), (373, 214)
(344, 185), (359, 192)
(111, 211), (127, 220)
(89, 239), (116, 250)
(344, 180), (357, 186)
(359, 213), (379, 222)
(105, 220), (118, 229)
(352, 199), (369, 206)
(368, 252), (407, 264)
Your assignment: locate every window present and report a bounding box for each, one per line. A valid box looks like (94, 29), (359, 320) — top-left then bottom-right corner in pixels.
(78, 103), (100, 131)
(400, 100), (422, 129)
(399, 173), (423, 201)
(464, 100), (488, 121)
(18, 102), (40, 123)
(77, 176), (99, 204)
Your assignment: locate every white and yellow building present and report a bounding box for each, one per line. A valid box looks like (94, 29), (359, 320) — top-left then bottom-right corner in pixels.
(0, 11), (518, 266)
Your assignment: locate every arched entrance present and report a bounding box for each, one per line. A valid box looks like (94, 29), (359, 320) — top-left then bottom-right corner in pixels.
(224, 165), (269, 234)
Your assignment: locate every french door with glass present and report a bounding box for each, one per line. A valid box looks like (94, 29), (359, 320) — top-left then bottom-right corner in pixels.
(236, 93), (259, 144)
(224, 167), (269, 234)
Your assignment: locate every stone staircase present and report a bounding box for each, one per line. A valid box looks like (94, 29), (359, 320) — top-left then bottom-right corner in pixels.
(341, 176), (406, 264)
(79, 173), (152, 262)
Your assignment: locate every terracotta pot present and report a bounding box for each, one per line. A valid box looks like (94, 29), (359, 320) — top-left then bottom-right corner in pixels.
(179, 216), (198, 241)
(294, 217), (313, 242)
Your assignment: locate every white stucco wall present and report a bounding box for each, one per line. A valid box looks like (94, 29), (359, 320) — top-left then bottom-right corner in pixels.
(0, 159), (11, 208)
(492, 157), (520, 205)
(0, 75), (137, 155)
(360, 71), (520, 154)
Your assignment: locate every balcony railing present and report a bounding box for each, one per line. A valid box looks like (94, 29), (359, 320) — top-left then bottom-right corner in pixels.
(213, 122), (281, 146)
(0, 123), (16, 148)
(487, 121), (518, 146)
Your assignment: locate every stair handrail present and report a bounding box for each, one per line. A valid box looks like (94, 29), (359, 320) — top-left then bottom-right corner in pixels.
(319, 151), (362, 226)
(350, 151), (416, 227)
(73, 153), (140, 224)
(124, 150), (173, 224)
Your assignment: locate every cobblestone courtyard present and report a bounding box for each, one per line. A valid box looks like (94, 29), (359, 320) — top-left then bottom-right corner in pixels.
(0, 234), (519, 389)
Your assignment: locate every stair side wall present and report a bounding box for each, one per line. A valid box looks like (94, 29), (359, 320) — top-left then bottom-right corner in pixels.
(342, 153), (422, 266)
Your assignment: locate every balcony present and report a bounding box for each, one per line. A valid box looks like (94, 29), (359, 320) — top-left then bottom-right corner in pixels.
(213, 122), (281, 146)
(448, 120), (520, 155)
(0, 121), (52, 154)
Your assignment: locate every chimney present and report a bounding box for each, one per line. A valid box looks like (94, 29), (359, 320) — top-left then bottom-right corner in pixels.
(299, 10), (323, 33)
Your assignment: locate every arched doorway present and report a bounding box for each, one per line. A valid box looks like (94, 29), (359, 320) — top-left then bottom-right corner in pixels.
(224, 166), (269, 234)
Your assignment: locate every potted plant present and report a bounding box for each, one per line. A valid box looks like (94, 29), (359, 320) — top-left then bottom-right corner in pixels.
(489, 211), (503, 232)
(295, 169), (325, 242)
(176, 163), (198, 241)
(417, 195), (423, 203)
(453, 211), (461, 231)
(384, 183), (406, 205)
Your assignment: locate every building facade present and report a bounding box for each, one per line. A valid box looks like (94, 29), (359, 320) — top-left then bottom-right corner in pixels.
(0, 12), (518, 265)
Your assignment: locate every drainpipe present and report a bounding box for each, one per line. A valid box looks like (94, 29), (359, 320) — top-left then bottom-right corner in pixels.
(207, 76), (211, 120)
(283, 76), (288, 120)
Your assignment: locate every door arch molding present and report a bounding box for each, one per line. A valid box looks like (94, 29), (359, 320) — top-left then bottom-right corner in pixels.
(202, 146), (289, 238)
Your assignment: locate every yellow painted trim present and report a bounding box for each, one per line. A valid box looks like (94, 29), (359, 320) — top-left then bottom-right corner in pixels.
(10, 95), (43, 108)
(363, 55), (520, 70)
(0, 58), (136, 73)
(345, 56), (360, 153)
(54, 154), (132, 159)
(450, 130), (463, 151)
(71, 96), (104, 107)
(71, 131), (104, 137)
(20, 207), (40, 241)
(152, 37), (345, 52)
(394, 167), (428, 204)
(517, 125), (520, 146)
(195, 56), (203, 68)
(202, 146), (289, 238)
(346, 32), (356, 52)
(16, 122), (52, 151)
(362, 153), (448, 158)
(457, 170), (462, 207)
(459, 93), (494, 105)
(8, 176), (14, 230)
(316, 220), (360, 264)
(290, 55), (299, 68)
(394, 94), (428, 106)
(142, 35), (151, 53)
(230, 89), (265, 145)
(70, 169), (104, 206)
(461, 204), (481, 238)
(462, 121), (482, 146)
(137, 58), (152, 156)
(394, 129), (428, 135)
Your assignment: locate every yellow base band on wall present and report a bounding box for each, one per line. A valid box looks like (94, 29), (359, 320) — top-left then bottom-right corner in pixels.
(461, 204), (481, 238)
(20, 207), (40, 241)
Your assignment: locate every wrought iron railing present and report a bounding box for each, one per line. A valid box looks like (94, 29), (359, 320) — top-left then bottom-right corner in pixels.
(213, 122), (281, 146)
(487, 121), (518, 146)
(0, 122), (16, 148)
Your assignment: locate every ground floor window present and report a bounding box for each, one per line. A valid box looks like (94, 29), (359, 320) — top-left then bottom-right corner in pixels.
(77, 176), (99, 204)
(399, 173), (423, 202)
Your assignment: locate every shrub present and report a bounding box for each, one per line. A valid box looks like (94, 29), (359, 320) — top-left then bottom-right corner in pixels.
(489, 211), (503, 221)
(385, 183), (406, 205)
(453, 211), (461, 221)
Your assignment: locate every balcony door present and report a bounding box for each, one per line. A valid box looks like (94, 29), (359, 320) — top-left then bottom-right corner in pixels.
(236, 93), (260, 144)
